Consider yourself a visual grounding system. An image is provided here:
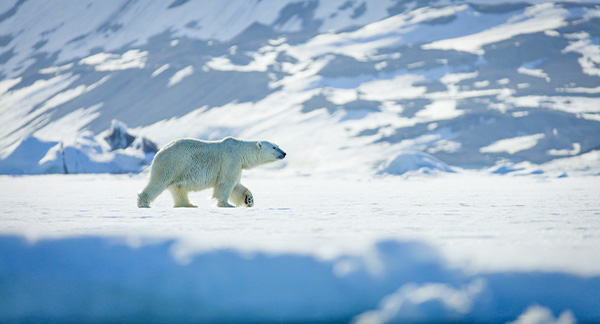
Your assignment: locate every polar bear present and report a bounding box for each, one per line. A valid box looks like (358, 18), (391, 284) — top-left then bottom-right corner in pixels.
(137, 137), (286, 208)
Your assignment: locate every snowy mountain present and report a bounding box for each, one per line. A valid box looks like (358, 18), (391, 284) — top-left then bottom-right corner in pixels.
(1, 0), (600, 175)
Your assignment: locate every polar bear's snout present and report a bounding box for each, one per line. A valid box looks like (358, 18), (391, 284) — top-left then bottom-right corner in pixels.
(277, 149), (287, 159)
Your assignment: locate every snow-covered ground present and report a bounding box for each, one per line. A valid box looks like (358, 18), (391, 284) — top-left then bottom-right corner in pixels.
(2, 0), (600, 322)
(1, 172), (599, 323)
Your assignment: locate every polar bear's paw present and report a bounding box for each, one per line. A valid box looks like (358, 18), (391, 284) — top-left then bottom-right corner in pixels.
(174, 202), (197, 208)
(244, 191), (254, 207)
(217, 201), (235, 208)
(137, 193), (150, 208)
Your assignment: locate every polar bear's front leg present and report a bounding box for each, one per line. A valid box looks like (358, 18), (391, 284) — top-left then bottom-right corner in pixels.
(213, 180), (236, 208)
(230, 183), (254, 207)
(244, 190), (254, 207)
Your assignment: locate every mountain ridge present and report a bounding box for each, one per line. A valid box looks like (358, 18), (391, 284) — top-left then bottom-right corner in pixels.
(1, 0), (599, 175)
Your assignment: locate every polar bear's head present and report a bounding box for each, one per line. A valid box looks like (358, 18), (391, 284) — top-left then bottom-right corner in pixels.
(256, 141), (286, 163)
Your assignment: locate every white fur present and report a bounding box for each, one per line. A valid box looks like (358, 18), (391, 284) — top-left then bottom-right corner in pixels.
(137, 137), (285, 208)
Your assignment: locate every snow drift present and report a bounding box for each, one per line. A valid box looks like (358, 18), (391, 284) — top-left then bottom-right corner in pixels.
(377, 152), (454, 175)
(0, 236), (598, 323)
(0, 120), (157, 174)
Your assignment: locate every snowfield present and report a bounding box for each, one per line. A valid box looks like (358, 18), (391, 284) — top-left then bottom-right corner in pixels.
(1, 172), (599, 323)
(2, 0), (600, 322)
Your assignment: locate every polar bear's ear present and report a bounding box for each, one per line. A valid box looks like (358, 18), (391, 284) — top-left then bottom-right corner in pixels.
(256, 141), (262, 150)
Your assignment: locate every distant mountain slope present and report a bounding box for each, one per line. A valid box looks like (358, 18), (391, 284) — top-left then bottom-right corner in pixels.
(1, 0), (599, 175)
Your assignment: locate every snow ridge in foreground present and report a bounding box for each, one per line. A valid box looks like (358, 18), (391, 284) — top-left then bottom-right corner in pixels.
(0, 236), (597, 323)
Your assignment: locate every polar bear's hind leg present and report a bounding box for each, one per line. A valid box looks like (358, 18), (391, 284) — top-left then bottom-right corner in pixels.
(170, 185), (197, 208)
(137, 180), (168, 208)
(137, 192), (150, 208)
